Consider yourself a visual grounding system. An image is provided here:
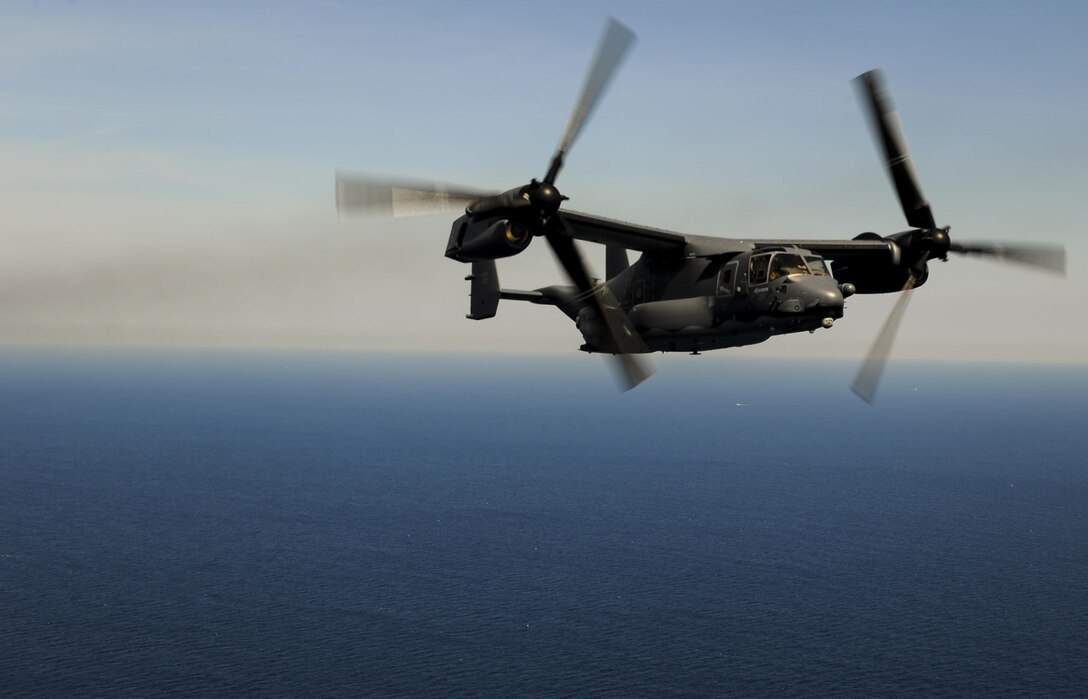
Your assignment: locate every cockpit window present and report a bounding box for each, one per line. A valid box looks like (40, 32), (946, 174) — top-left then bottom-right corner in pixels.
(749, 253), (771, 285)
(769, 253), (808, 280)
(805, 256), (829, 276)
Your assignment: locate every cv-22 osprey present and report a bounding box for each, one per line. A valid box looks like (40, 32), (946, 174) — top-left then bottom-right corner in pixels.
(337, 18), (1065, 401)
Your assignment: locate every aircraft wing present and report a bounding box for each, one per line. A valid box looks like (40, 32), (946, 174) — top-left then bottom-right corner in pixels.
(749, 236), (906, 292)
(559, 213), (901, 264)
(748, 237), (900, 270)
(560, 211), (689, 253)
(560, 211), (760, 257)
(748, 238), (898, 259)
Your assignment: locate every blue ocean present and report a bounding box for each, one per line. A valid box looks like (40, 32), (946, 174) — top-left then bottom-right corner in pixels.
(2, 350), (1086, 697)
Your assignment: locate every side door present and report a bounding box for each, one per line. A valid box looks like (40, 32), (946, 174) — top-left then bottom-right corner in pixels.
(715, 260), (739, 324)
(744, 252), (773, 315)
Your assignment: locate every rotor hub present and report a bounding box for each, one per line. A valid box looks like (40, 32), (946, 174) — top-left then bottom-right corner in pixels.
(921, 226), (952, 260)
(527, 181), (566, 217)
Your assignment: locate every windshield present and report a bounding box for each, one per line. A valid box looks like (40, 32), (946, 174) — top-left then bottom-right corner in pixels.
(769, 253), (808, 280)
(805, 256), (829, 276)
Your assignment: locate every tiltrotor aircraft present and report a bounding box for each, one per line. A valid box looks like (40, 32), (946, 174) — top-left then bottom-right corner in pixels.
(336, 18), (1065, 401)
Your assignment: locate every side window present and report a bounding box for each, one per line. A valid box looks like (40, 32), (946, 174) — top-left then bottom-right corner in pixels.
(749, 254), (770, 285)
(717, 266), (734, 296)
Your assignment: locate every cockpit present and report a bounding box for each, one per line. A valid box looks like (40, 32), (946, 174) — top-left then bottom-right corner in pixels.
(748, 251), (829, 284)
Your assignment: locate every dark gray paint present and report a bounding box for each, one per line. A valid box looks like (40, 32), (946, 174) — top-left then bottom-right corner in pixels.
(338, 21), (1064, 394)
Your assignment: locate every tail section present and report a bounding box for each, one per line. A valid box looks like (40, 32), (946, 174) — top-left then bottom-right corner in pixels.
(465, 261), (500, 320)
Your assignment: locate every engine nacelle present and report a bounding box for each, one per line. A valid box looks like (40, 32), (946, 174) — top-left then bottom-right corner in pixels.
(445, 215), (532, 262)
(834, 231), (931, 293)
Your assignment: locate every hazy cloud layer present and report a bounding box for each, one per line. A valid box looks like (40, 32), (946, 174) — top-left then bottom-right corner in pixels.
(1, 2), (1084, 364)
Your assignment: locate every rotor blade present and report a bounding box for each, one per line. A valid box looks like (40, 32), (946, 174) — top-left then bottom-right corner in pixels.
(854, 70), (937, 230)
(544, 217), (652, 390)
(850, 269), (920, 404)
(544, 17), (636, 184)
(335, 172), (494, 218)
(949, 241), (1066, 275)
(544, 224), (647, 355)
(612, 352), (654, 392)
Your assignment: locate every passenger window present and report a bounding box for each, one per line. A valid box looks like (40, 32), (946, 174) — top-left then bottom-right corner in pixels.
(718, 267), (734, 296)
(749, 254), (770, 285)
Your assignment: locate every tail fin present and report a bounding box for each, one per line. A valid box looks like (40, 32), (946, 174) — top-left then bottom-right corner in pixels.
(465, 261), (500, 319)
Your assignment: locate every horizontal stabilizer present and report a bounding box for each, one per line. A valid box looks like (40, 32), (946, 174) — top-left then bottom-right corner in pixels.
(500, 289), (547, 302)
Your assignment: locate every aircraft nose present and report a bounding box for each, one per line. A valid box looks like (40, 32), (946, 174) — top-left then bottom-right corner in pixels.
(814, 286), (844, 308)
(798, 279), (844, 316)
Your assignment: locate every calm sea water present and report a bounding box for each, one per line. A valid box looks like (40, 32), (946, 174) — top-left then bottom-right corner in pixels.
(1, 350), (1086, 697)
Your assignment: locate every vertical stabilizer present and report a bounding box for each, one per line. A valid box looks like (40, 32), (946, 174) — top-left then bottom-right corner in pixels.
(465, 260), (500, 319)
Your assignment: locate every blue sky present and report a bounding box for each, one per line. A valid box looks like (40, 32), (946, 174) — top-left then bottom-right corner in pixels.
(1, 1), (1084, 364)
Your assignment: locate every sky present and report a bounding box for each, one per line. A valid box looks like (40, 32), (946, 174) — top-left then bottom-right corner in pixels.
(1, 0), (1085, 366)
